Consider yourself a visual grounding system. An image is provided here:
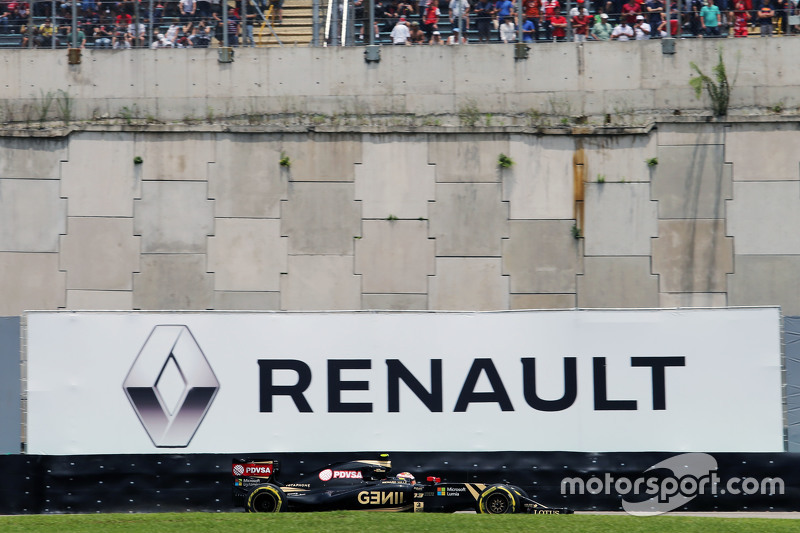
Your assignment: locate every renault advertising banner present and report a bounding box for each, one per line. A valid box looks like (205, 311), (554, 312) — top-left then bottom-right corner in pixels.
(25, 308), (783, 455)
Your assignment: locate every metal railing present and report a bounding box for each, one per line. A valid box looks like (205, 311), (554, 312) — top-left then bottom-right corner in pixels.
(0, 0), (798, 49)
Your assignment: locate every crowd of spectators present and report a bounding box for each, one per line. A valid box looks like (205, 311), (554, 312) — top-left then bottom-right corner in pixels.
(355, 0), (800, 44)
(0, 0), (281, 47)
(1, 0), (799, 47)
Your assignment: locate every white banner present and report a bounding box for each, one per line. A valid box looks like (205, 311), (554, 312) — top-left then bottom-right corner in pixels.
(25, 308), (784, 455)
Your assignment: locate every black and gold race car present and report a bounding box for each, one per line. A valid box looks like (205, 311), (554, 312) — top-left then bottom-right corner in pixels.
(232, 456), (572, 514)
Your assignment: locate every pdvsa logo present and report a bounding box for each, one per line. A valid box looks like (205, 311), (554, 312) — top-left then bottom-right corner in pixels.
(233, 463), (274, 477)
(123, 325), (220, 447)
(319, 469), (363, 481)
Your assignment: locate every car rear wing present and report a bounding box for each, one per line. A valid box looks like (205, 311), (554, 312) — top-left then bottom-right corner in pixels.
(232, 458), (280, 505)
(232, 458), (279, 480)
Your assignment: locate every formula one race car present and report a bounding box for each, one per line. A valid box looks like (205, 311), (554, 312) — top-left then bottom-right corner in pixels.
(232, 456), (573, 514)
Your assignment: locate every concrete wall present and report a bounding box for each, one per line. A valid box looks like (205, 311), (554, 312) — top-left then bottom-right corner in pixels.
(1, 39), (799, 314)
(1, 122), (800, 314)
(0, 38), (798, 124)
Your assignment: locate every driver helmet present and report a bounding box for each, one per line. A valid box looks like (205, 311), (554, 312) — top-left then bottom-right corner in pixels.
(396, 471), (416, 484)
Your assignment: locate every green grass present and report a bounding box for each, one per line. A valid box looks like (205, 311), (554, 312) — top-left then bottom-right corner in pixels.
(0, 512), (797, 533)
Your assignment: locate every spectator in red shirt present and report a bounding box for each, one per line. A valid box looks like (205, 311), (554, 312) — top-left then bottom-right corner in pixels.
(551, 10), (567, 39)
(523, 0), (540, 39)
(621, 0), (641, 24)
(540, 0), (559, 39)
(572, 7), (591, 40)
(421, 0), (440, 41)
(732, 0), (749, 36)
(115, 11), (132, 26)
(524, 0), (540, 18)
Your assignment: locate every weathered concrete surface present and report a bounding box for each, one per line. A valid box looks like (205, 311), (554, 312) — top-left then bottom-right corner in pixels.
(207, 218), (287, 291)
(502, 220), (580, 294)
(0, 179), (66, 252)
(355, 220), (434, 294)
(0, 119), (800, 313)
(428, 183), (508, 257)
(1, 39), (797, 124)
(59, 217), (140, 290)
(651, 219), (733, 294)
(584, 182), (658, 256)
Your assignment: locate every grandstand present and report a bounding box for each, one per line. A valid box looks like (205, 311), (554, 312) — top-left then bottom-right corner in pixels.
(0, 0), (797, 48)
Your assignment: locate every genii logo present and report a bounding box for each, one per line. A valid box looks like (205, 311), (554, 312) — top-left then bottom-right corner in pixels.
(123, 325), (220, 447)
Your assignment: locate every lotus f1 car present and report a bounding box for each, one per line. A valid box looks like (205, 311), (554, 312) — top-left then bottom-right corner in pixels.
(232, 456), (573, 514)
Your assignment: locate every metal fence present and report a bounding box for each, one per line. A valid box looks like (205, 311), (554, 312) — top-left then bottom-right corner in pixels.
(1, 0), (798, 49)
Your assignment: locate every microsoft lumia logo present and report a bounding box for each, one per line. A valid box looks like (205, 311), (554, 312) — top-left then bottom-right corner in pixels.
(123, 325), (219, 447)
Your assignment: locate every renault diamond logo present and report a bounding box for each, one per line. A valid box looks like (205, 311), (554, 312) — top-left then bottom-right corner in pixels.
(124, 325), (220, 447)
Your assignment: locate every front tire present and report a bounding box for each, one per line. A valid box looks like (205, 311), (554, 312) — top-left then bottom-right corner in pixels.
(477, 485), (518, 514)
(246, 484), (286, 513)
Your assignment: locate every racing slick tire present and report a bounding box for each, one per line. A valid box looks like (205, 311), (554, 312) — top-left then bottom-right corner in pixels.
(476, 484), (519, 515)
(246, 484), (286, 513)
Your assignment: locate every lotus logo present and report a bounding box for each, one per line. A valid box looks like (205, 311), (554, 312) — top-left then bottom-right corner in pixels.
(123, 325), (220, 447)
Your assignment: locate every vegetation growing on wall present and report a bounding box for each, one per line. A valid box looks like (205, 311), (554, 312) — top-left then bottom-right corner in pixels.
(689, 50), (735, 117)
(497, 153), (514, 168)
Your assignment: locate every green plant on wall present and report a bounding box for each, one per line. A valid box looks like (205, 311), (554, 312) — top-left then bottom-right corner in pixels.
(689, 50), (734, 116)
(133, 156), (143, 165)
(498, 153), (514, 169)
(571, 223), (582, 239)
(458, 101), (480, 127)
(279, 152), (291, 168)
(55, 89), (72, 126)
(646, 157), (658, 167)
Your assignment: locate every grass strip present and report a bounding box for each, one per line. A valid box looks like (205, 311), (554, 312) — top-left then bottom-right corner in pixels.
(2, 512), (799, 533)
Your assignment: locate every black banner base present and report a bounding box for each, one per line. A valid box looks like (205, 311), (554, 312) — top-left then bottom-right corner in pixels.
(0, 451), (797, 514)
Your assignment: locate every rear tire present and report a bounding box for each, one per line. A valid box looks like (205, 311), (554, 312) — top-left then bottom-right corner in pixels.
(246, 484), (286, 513)
(477, 485), (518, 514)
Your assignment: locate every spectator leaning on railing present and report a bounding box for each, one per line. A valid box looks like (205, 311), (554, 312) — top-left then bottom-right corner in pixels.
(522, 14), (537, 41)
(499, 16), (515, 41)
(700, 0), (721, 36)
(409, 21), (426, 42)
(390, 17), (410, 43)
(550, 9), (568, 40)
(474, 0), (494, 41)
(66, 23), (87, 48)
(523, 0), (540, 40)
(645, 0), (664, 34)
(447, 26), (468, 42)
(758, 1), (774, 36)
(610, 18), (634, 39)
(732, 0), (749, 36)
(656, 6), (680, 36)
(572, 7), (592, 40)
(541, 0), (558, 39)
(633, 14), (650, 38)
(421, 0), (440, 42)
(590, 12), (613, 39)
